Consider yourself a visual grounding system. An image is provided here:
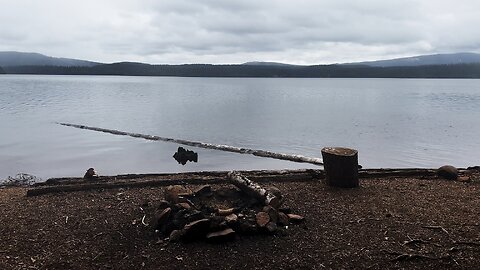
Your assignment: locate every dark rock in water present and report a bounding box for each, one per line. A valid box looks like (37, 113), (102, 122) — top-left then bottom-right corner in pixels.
(173, 147), (198, 165)
(437, 165), (458, 180)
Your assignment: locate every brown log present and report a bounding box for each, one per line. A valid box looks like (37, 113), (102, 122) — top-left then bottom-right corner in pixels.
(321, 147), (359, 188)
(227, 171), (281, 208)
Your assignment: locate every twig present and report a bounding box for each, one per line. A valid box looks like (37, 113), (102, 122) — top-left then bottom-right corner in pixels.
(92, 232), (104, 239)
(391, 253), (450, 262)
(454, 241), (480, 246)
(403, 239), (428, 246)
(422, 225), (449, 235)
(141, 214), (148, 226)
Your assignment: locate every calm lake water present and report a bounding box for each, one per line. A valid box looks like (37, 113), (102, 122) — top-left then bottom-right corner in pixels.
(1, 75), (479, 181)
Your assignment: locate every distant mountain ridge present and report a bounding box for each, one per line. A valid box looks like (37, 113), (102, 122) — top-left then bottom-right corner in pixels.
(0, 51), (100, 67)
(2, 51), (480, 78)
(345, 52), (480, 67)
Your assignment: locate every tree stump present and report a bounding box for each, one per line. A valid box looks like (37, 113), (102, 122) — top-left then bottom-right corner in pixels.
(321, 147), (359, 188)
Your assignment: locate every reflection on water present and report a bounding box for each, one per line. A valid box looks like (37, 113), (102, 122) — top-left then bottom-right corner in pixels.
(1, 75), (480, 180)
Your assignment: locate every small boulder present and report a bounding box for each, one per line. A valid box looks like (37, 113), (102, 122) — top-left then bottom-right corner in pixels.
(287, 214), (305, 223)
(83, 168), (99, 180)
(193, 185), (212, 197)
(265, 222), (277, 233)
(256, 212), (270, 227)
(206, 228), (236, 242)
(277, 212), (290, 226)
(182, 219), (211, 241)
(154, 207), (172, 230)
(164, 185), (191, 203)
(169, 229), (184, 242)
(437, 165), (458, 180)
(225, 214), (238, 224)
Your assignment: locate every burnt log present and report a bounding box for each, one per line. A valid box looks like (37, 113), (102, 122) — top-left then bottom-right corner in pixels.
(227, 171), (281, 208)
(321, 147), (359, 188)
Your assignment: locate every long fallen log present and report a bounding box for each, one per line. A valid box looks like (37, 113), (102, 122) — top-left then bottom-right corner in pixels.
(57, 122), (324, 166)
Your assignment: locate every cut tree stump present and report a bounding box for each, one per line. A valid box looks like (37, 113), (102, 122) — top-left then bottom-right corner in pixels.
(321, 147), (359, 188)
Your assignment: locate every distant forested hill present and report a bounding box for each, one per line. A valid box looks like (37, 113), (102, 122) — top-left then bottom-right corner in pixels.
(0, 51), (99, 67)
(0, 66), (5, 74)
(4, 62), (480, 78)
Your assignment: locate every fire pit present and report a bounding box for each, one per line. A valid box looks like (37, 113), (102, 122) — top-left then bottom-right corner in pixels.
(151, 172), (305, 243)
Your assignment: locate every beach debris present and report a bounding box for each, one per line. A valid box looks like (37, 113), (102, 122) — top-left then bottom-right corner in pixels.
(57, 122), (324, 166)
(83, 168), (99, 180)
(173, 147), (198, 165)
(151, 178), (303, 243)
(437, 165), (458, 180)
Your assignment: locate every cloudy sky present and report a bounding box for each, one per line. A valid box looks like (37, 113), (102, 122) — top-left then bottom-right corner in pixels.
(1, 0), (479, 65)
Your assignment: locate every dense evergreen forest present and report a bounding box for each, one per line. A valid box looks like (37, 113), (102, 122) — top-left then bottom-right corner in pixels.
(3, 62), (480, 78)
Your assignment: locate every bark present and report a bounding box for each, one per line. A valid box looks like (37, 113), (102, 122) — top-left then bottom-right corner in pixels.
(227, 171), (281, 208)
(321, 147), (359, 188)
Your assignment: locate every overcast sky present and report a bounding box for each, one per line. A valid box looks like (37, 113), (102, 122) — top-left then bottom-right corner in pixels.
(1, 0), (479, 65)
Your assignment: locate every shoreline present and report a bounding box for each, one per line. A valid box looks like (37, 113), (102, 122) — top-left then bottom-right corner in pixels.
(1, 168), (479, 269)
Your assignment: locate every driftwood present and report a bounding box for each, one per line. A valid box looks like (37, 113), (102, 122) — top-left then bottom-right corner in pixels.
(227, 171), (281, 208)
(27, 169), (321, 196)
(57, 122), (324, 166)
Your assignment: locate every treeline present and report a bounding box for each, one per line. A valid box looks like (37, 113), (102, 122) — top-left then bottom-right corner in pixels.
(4, 62), (480, 78)
(0, 66), (5, 74)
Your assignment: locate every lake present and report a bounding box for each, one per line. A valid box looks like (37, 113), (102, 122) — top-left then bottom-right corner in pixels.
(1, 75), (479, 181)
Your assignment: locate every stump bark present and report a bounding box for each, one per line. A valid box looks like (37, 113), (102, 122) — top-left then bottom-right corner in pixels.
(321, 147), (359, 188)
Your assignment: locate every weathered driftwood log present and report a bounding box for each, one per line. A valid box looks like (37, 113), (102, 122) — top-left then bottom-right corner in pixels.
(227, 171), (281, 208)
(321, 147), (359, 188)
(57, 122), (323, 166)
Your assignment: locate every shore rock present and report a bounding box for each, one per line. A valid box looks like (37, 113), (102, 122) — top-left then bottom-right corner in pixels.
(437, 165), (458, 180)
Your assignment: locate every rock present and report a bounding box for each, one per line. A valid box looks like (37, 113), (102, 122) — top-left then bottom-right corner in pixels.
(154, 207), (172, 230)
(206, 228), (236, 242)
(173, 147), (198, 165)
(225, 214), (238, 224)
(169, 229), (184, 242)
(193, 185), (212, 197)
(277, 212), (290, 226)
(457, 176), (471, 183)
(209, 216), (227, 230)
(182, 219), (211, 241)
(185, 210), (205, 223)
(236, 219), (258, 234)
(265, 222), (277, 233)
(268, 186), (283, 200)
(164, 185), (191, 203)
(263, 206), (278, 224)
(256, 212), (270, 227)
(157, 200), (171, 210)
(437, 165), (458, 180)
(287, 214), (305, 223)
(83, 168), (99, 180)
(217, 208), (235, 216)
(176, 203), (192, 210)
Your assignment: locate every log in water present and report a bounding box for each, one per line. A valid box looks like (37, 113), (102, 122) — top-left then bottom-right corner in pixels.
(57, 122), (324, 166)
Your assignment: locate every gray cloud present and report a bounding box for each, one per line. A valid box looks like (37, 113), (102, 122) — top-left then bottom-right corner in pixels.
(0, 0), (479, 64)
